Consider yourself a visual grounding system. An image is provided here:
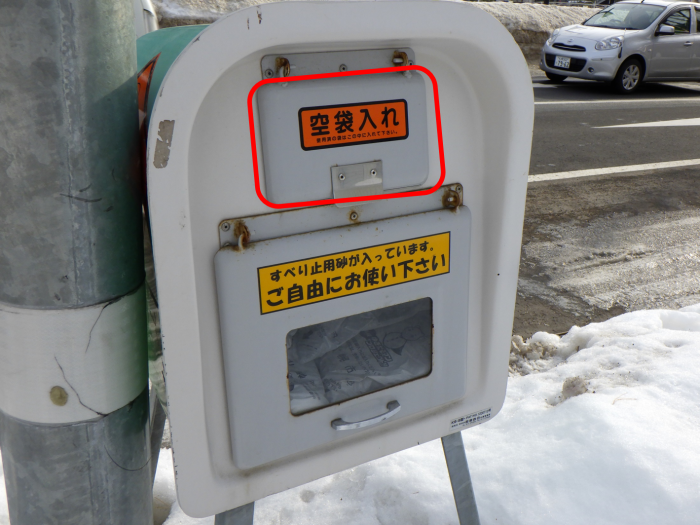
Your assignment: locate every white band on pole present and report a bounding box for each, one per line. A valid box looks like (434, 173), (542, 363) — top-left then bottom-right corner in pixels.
(0, 284), (148, 424)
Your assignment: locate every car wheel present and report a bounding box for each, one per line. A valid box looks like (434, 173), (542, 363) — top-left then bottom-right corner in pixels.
(613, 59), (642, 94)
(546, 72), (567, 83)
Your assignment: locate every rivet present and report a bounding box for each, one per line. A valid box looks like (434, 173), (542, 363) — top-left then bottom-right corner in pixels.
(456, 185), (463, 193)
(370, 169), (377, 177)
(350, 212), (359, 221)
(338, 173), (346, 181)
(339, 64), (348, 72)
(50, 386), (68, 406)
(221, 222), (231, 231)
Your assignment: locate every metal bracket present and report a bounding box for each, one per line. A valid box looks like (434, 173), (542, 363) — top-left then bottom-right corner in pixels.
(217, 183), (463, 248)
(331, 160), (384, 207)
(261, 48), (415, 79)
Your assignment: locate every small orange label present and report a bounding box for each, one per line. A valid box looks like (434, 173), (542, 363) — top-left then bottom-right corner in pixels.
(298, 99), (408, 151)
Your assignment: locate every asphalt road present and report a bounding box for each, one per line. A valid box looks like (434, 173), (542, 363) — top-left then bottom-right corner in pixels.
(531, 78), (700, 174)
(514, 77), (700, 337)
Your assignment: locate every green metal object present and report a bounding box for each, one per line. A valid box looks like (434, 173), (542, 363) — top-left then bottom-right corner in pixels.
(137, 25), (209, 444)
(137, 25), (209, 120)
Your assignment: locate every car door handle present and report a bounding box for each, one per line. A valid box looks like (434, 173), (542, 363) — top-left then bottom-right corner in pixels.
(684, 41), (693, 46)
(331, 401), (401, 430)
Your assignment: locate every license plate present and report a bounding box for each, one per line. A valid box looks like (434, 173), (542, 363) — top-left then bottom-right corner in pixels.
(554, 56), (571, 69)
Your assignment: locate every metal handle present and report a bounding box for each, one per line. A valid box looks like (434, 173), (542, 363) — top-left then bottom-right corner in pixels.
(331, 401), (401, 431)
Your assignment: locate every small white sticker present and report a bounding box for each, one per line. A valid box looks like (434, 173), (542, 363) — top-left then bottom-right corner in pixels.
(450, 408), (492, 430)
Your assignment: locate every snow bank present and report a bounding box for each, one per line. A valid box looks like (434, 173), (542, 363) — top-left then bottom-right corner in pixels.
(152, 0), (273, 27)
(140, 306), (700, 524)
(472, 3), (599, 60)
(152, 1), (598, 62)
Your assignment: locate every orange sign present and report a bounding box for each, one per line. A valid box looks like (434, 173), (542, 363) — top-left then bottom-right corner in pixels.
(298, 99), (408, 151)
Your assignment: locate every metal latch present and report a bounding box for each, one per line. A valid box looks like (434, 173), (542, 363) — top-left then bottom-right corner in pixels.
(331, 161), (384, 207)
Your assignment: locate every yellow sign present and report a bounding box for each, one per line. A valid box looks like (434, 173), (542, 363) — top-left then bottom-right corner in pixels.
(258, 232), (450, 314)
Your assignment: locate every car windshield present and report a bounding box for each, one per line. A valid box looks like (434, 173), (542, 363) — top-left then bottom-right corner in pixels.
(584, 4), (666, 30)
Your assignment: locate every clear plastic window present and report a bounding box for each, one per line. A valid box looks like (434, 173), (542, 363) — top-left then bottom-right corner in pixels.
(286, 298), (433, 415)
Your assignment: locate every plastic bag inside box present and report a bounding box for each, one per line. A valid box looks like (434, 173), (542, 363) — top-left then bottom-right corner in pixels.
(287, 298), (432, 414)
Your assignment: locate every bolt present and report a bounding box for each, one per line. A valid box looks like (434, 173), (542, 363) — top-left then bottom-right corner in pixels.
(350, 212), (359, 221)
(221, 222), (231, 231)
(339, 64), (348, 72)
(264, 69), (274, 78)
(338, 173), (346, 181)
(370, 169), (377, 177)
(447, 197), (455, 203)
(50, 386), (68, 406)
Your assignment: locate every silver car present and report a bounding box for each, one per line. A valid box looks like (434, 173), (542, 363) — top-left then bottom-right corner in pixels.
(540, 0), (700, 93)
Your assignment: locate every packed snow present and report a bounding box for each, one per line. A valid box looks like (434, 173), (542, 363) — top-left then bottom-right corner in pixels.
(6, 305), (697, 524)
(152, 0), (598, 62)
(521, 209), (700, 318)
(471, 2), (599, 60)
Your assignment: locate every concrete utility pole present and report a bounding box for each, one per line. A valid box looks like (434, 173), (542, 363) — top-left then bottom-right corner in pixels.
(0, 1), (152, 523)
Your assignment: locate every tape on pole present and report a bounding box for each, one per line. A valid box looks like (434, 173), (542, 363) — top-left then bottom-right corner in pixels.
(0, 284), (148, 424)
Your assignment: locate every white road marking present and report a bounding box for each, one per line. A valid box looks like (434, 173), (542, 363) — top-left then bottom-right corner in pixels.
(660, 82), (700, 91)
(535, 98), (698, 105)
(529, 158), (700, 183)
(596, 117), (700, 128)
(533, 81), (700, 91)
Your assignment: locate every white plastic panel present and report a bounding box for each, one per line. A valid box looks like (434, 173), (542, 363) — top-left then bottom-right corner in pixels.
(214, 208), (470, 469)
(147, 0), (533, 517)
(256, 63), (429, 204)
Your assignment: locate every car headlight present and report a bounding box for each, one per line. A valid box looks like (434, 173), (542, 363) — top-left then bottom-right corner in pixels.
(595, 36), (624, 51)
(546, 29), (560, 46)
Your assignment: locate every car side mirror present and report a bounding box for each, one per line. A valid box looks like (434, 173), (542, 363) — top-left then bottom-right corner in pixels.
(656, 24), (676, 36)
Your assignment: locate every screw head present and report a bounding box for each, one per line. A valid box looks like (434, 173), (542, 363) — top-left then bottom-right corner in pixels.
(221, 222), (231, 231)
(456, 185), (463, 193)
(50, 386), (68, 406)
(370, 169), (377, 177)
(338, 173), (346, 181)
(264, 69), (274, 78)
(339, 64), (348, 72)
(350, 212), (359, 221)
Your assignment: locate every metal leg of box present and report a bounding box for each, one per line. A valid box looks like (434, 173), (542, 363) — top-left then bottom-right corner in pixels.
(214, 502), (255, 525)
(212, 434), (475, 524)
(149, 388), (168, 484)
(442, 432), (481, 525)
